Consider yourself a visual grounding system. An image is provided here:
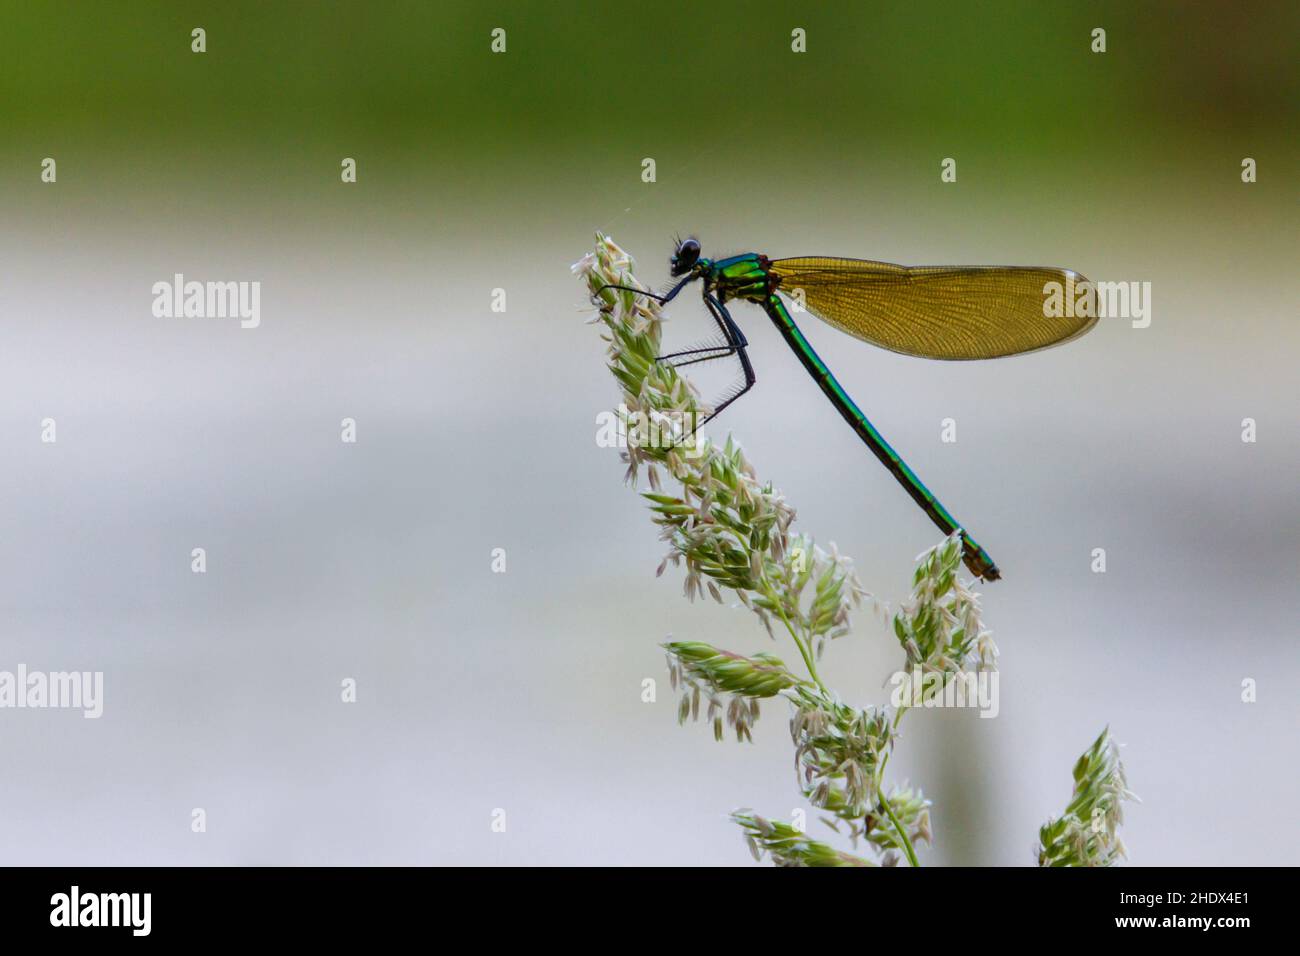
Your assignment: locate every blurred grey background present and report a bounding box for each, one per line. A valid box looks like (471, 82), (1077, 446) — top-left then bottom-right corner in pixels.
(0, 1), (1296, 864)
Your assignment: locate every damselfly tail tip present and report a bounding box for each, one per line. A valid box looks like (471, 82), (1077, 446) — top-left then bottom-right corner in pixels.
(958, 533), (1000, 581)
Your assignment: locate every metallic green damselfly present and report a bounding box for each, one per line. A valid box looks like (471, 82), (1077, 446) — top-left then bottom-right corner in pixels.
(600, 239), (1097, 580)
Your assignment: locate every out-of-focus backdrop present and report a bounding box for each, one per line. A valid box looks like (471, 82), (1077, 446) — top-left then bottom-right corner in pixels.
(1, 1), (1296, 865)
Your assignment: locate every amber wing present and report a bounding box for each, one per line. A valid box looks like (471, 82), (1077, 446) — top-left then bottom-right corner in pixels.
(768, 256), (1096, 360)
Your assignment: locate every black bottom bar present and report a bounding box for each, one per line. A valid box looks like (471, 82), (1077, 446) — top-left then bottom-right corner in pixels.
(0, 865), (1282, 941)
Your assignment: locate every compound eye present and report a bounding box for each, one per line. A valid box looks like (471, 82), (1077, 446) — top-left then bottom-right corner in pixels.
(677, 239), (700, 265)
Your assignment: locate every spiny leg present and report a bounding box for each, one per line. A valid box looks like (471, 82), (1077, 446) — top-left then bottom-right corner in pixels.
(595, 274), (696, 306)
(653, 285), (748, 367)
(667, 349), (739, 370)
(696, 293), (756, 426)
(656, 338), (738, 367)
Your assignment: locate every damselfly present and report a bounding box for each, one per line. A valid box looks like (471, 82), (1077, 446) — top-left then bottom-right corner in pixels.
(599, 239), (1097, 580)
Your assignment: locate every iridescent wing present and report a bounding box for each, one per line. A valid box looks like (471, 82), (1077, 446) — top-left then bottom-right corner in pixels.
(768, 256), (1096, 360)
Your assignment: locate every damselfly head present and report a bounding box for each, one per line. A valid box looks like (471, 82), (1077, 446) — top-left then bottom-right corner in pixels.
(670, 237), (701, 276)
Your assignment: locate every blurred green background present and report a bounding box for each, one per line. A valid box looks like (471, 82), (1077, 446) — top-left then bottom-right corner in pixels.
(1, 1), (1296, 865)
